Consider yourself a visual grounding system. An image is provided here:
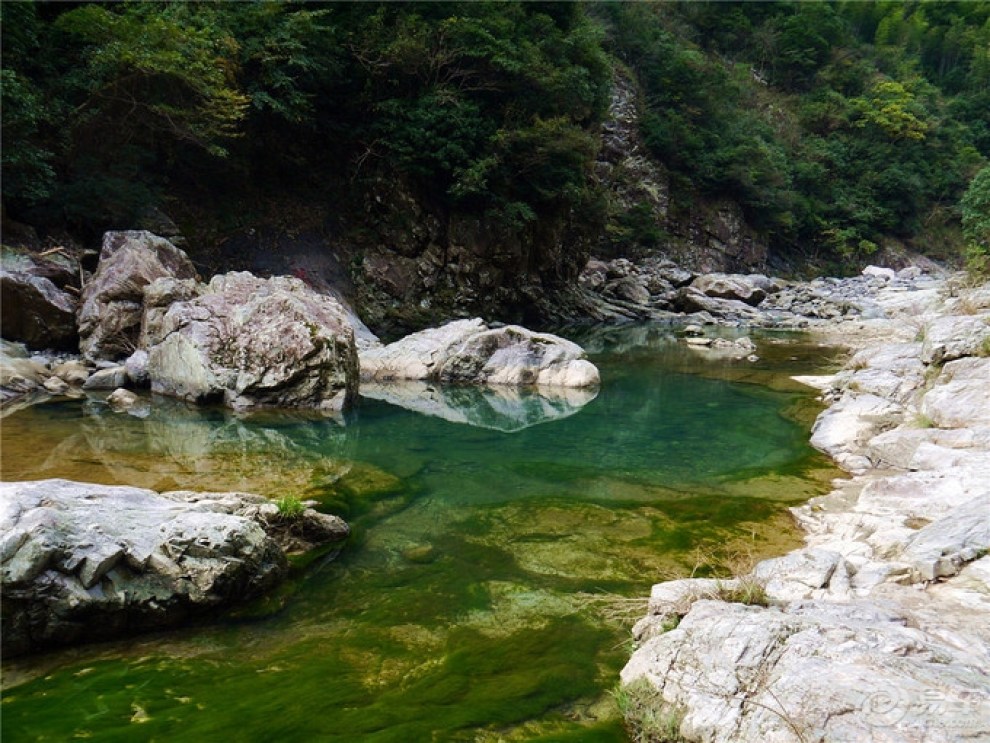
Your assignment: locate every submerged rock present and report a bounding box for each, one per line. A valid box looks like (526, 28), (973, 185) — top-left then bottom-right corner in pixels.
(360, 318), (599, 388)
(78, 231), (198, 362)
(144, 272), (359, 412)
(0, 478), (348, 657)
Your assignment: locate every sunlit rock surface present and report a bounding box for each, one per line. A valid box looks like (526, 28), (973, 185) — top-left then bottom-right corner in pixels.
(78, 231), (198, 362)
(624, 275), (990, 743)
(360, 318), (600, 388)
(1, 479), (342, 657)
(144, 272), (359, 412)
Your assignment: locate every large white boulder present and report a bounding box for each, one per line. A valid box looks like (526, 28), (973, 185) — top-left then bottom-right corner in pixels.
(144, 272), (359, 412)
(623, 599), (990, 743)
(359, 318), (600, 388)
(0, 479), (347, 657)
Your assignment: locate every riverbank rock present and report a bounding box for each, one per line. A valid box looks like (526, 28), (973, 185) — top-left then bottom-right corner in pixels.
(78, 231), (198, 362)
(623, 276), (990, 742)
(0, 479), (348, 657)
(0, 341), (49, 405)
(624, 598), (990, 743)
(0, 341), (93, 411)
(359, 318), (600, 387)
(690, 273), (771, 306)
(144, 272), (359, 411)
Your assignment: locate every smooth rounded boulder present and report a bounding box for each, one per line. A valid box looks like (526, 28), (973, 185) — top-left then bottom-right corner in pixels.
(359, 318), (600, 388)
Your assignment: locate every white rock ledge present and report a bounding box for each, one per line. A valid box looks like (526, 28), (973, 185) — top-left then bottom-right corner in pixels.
(623, 275), (990, 743)
(1, 478), (348, 657)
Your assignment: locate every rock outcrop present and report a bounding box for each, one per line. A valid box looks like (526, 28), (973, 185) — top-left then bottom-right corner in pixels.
(573, 258), (947, 330)
(1, 478), (348, 657)
(359, 318), (600, 388)
(78, 231), (198, 362)
(594, 67), (768, 273)
(622, 276), (990, 742)
(143, 272), (359, 412)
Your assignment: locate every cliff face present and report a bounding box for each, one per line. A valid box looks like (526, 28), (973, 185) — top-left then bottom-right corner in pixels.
(192, 65), (770, 336)
(4, 64), (775, 339)
(195, 173), (598, 338)
(594, 67), (768, 274)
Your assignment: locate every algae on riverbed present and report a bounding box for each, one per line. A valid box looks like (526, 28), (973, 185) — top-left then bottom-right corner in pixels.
(1, 329), (839, 741)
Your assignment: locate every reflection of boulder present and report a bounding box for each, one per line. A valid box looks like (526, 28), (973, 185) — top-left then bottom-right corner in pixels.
(15, 396), (357, 498)
(360, 318), (600, 388)
(575, 324), (677, 356)
(360, 380), (597, 432)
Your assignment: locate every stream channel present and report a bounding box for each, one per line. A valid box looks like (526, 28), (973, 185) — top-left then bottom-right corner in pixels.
(1, 325), (839, 741)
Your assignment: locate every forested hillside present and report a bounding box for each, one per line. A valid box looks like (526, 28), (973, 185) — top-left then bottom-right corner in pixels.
(2, 1), (988, 329)
(597, 2), (989, 269)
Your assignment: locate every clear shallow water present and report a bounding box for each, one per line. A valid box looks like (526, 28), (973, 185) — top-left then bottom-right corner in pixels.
(1, 327), (838, 742)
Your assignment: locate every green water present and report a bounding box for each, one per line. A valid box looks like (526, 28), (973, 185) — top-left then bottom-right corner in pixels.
(1, 327), (838, 742)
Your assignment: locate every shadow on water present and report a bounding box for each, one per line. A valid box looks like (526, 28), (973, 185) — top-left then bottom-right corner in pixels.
(0, 326), (840, 741)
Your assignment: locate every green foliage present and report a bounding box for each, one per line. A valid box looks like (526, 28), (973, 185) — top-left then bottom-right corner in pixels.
(275, 495), (306, 521)
(961, 167), (990, 277)
(54, 4), (248, 155)
(594, 1), (988, 267)
(2, 1), (609, 238)
(713, 577), (770, 607)
(1, 0), (987, 268)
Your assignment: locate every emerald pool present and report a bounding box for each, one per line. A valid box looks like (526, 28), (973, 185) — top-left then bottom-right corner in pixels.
(1, 327), (838, 741)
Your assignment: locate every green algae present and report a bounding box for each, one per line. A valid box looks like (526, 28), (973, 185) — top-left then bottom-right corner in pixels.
(0, 328), (840, 741)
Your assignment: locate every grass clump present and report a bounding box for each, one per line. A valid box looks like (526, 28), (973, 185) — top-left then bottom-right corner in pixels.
(275, 495), (306, 521)
(911, 413), (936, 429)
(713, 577), (770, 607)
(613, 679), (686, 743)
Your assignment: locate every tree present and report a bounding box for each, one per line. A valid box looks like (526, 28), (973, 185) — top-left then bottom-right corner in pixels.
(961, 166), (990, 276)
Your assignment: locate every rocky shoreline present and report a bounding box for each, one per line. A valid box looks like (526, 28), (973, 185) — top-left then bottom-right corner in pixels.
(3, 228), (988, 729)
(0, 231), (605, 657)
(621, 274), (990, 742)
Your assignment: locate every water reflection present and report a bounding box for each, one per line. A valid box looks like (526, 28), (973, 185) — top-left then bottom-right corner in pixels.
(1, 394), (355, 497)
(359, 381), (598, 432)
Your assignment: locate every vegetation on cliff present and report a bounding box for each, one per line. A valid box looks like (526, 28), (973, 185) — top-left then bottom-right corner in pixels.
(2, 1), (988, 278)
(596, 1), (989, 265)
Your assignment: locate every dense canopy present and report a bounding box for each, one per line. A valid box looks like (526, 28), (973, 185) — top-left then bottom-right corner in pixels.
(2, 1), (988, 271)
